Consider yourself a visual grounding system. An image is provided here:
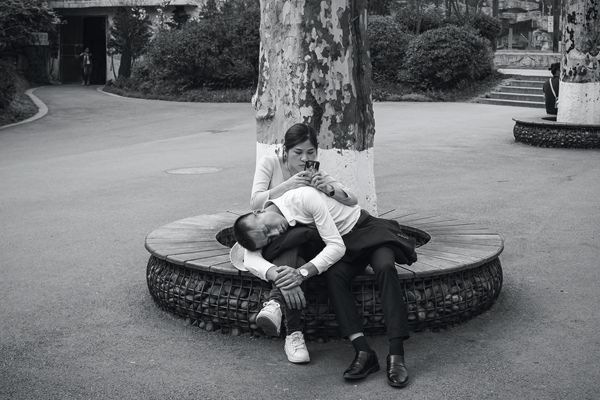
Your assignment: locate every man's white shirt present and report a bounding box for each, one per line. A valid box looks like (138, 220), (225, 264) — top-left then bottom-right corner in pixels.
(243, 186), (361, 280)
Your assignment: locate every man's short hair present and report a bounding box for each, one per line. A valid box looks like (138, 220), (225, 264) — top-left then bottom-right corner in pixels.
(233, 212), (259, 251)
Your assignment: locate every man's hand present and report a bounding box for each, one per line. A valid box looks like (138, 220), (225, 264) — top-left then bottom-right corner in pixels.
(274, 266), (302, 290)
(280, 286), (306, 310)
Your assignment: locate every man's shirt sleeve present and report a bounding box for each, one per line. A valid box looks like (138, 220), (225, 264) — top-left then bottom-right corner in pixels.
(302, 190), (346, 273)
(243, 249), (274, 281)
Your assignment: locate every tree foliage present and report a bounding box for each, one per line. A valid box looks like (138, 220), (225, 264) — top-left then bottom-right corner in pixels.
(133, 0), (260, 90)
(395, 5), (445, 34)
(109, 7), (152, 78)
(368, 0), (395, 15)
(0, 0), (56, 53)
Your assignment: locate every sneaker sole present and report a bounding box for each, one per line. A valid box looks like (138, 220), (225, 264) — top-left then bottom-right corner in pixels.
(287, 356), (310, 364)
(256, 314), (280, 337)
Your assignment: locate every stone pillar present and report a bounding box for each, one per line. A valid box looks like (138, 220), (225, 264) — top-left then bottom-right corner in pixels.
(252, 0), (377, 213)
(557, 0), (600, 124)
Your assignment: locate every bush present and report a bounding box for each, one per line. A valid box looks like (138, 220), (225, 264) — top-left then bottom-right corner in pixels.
(0, 60), (17, 110)
(368, 16), (414, 82)
(445, 13), (502, 45)
(134, 0), (259, 91)
(395, 6), (444, 34)
(403, 25), (494, 90)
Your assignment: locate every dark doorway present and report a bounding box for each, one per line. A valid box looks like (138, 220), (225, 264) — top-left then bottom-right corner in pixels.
(60, 15), (106, 84)
(83, 16), (106, 84)
(60, 16), (83, 83)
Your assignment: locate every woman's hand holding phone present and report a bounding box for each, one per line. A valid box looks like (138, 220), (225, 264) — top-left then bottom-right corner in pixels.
(286, 171), (312, 190)
(310, 171), (334, 195)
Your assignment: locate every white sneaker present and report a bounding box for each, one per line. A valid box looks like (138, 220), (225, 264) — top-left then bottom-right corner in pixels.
(285, 331), (310, 364)
(256, 300), (282, 336)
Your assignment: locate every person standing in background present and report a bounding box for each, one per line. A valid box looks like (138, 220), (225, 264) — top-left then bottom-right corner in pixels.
(543, 62), (560, 115)
(79, 48), (93, 86)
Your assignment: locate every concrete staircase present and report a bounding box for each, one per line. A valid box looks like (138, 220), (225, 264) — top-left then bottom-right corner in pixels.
(477, 74), (548, 108)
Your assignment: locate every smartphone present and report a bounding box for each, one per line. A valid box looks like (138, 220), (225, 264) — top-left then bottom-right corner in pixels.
(304, 160), (320, 173)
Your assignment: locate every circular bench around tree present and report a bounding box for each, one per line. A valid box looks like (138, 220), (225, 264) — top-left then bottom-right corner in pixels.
(145, 212), (503, 340)
(513, 116), (600, 148)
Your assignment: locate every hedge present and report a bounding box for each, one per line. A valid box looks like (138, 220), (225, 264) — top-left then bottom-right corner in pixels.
(403, 25), (494, 90)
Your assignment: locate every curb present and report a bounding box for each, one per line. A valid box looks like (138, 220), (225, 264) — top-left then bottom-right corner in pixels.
(96, 86), (206, 105)
(96, 86), (128, 99)
(0, 87), (49, 131)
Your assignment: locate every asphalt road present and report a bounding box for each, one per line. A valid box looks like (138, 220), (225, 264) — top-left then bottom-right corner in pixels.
(1, 85), (598, 400)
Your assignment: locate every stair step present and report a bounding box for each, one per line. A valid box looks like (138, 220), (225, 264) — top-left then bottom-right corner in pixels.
(504, 79), (545, 88)
(476, 98), (546, 108)
(507, 75), (550, 82)
(485, 92), (545, 102)
(497, 85), (543, 94)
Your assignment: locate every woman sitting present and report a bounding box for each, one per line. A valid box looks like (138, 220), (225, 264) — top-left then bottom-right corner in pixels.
(241, 123), (357, 364)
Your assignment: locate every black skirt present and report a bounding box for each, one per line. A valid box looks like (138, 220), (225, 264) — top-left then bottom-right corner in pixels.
(340, 210), (417, 266)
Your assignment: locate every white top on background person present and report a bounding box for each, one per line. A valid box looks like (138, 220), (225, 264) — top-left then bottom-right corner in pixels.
(250, 124), (356, 211)
(244, 123), (358, 279)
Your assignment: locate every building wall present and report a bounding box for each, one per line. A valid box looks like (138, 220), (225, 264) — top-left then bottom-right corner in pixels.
(48, 0), (205, 83)
(481, 0), (561, 52)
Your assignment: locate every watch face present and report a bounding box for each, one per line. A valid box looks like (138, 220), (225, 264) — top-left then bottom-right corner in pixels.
(299, 269), (309, 277)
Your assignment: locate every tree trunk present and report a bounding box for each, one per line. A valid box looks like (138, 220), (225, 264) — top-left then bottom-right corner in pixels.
(557, 0), (600, 124)
(253, 0), (377, 213)
(118, 49), (132, 79)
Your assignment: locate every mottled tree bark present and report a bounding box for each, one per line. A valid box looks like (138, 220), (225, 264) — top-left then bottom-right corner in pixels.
(557, 0), (600, 124)
(253, 0), (378, 213)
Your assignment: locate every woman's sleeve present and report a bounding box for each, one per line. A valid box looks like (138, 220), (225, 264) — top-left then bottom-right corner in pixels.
(250, 157), (274, 210)
(321, 171), (358, 206)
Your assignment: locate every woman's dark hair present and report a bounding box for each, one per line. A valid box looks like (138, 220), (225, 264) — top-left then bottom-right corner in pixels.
(284, 123), (318, 151)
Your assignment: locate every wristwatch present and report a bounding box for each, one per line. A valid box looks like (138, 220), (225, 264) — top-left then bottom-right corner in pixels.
(298, 268), (310, 280)
(327, 185), (335, 197)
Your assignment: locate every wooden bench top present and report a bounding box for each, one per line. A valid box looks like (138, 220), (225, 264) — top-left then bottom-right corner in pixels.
(145, 212), (504, 279)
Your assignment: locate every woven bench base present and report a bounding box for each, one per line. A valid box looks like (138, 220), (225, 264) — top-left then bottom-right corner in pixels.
(146, 255), (503, 340)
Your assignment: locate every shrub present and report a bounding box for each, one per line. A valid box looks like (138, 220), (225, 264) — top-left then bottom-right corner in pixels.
(368, 15), (414, 82)
(394, 6), (444, 34)
(403, 25), (493, 89)
(0, 60), (17, 110)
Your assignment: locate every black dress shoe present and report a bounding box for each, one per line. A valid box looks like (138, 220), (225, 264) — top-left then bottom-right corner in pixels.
(386, 354), (409, 388)
(343, 351), (380, 380)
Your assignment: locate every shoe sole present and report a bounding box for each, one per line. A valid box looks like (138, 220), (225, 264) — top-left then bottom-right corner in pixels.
(287, 356), (310, 364)
(343, 364), (380, 380)
(388, 378), (409, 388)
(256, 314), (280, 337)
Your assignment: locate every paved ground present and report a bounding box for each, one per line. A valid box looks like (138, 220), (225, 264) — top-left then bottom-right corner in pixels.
(1, 85), (598, 400)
